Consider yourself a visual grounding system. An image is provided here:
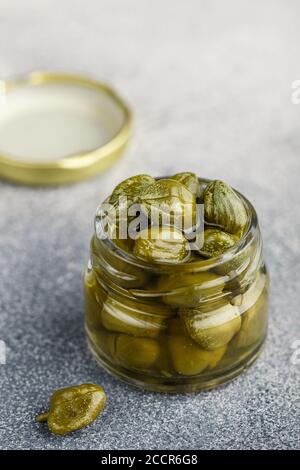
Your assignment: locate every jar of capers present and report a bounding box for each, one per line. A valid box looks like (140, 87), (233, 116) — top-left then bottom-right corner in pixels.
(84, 173), (269, 392)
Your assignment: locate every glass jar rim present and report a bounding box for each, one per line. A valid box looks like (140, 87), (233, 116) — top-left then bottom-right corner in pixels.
(94, 178), (259, 273)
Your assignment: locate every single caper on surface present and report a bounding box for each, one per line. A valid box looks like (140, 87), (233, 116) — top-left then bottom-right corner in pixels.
(200, 228), (239, 258)
(138, 179), (196, 231)
(181, 303), (241, 350)
(36, 384), (106, 436)
(204, 180), (248, 237)
(115, 334), (160, 370)
(100, 294), (169, 337)
(171, 172), (203, 199)
(168, 319), (226, 375)
(133, 226), (190, 264)
(157, 270), (225, 308)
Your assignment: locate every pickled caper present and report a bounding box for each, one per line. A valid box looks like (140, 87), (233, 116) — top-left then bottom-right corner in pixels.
(84, 268), (107, 331)
(232, 272), (268, 349)
(91, 235), (148, 288)
(109, 174), (155, 206)
(200, 228), (239, 258)
(138, 179), (196, 230)
(204, 180), (248, 237)
(115, 334), (160, 370)
(100, 294), (169, 337)
(168, 319), (226, 375)
(157, 271), (225, 308)
(180, 303), (241, 350)
(36, 384), (106, 435)
(171, 172), (203, 199)
(133, 226), (190, 264)
(88, 327), (117, 359)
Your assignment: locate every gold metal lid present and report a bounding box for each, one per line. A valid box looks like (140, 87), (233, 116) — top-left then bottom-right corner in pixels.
(0, 71), (132, 185)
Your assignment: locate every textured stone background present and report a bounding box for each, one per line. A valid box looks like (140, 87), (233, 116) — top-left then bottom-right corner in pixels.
(0, 0), (299, 450)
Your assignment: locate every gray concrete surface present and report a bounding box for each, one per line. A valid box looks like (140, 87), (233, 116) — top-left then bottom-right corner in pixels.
(0, 0), (299, 450)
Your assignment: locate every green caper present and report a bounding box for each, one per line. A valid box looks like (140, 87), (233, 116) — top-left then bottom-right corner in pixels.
(180, 303), (241, 350)
(232, 272), (268, 348)
(168, 319), (226, 375)
(138, 179), (196, 230)
(171, 172), (203, 199)
(100, 294), (169, 337)
(84, 268), (107, 331)
(157, 271), (225, 308)
(91, 235), (148, 288)
(109, 174), (155, 205)
(89, 328), (117, 359)
(204, 180), (248, 236)
(36, 384), (106, 435)
(133, 226), (190, 264)
(107, 175), (155, 246)
(115, 334), (160, 370)
(200, 228), (239, 258)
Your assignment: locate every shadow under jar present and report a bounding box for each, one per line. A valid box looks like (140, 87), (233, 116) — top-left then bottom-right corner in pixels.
(84, 180), (269, 393)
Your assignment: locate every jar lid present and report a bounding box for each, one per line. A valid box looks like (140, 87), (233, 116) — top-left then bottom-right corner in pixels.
(0, 71), (132, 185)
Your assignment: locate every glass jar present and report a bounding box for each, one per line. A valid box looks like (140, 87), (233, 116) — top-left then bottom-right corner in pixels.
(84, 180), (269, 392)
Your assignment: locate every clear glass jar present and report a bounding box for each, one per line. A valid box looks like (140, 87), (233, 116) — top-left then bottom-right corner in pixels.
(84, 180), (269, 392)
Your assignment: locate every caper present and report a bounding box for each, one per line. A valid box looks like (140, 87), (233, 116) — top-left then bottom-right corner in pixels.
(138, 179), (196, 231)
(204, 180), (248, 236)
(133, 226), (190, 264)
(91, 235), (148, 289)
(109, 174), (155, 205)
(84, 268), (107, 331)
(171, 172), (203, 199)
(115, 334), (160, 370)
(157, 271), (225, 308)
(36, 384), (106, 435)
(234, 293), (268, 349)
(168, 319), (226, 375)
(232, 272), (268, 348)
(180, 303), (241, 350)
(100, 294), (169, 337)
(200, 228), (239, 258)
(107, 176), (154, 246)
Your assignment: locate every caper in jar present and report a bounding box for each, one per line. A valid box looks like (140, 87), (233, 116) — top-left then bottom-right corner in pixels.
(36, 384), (106, 435)
(180, 303), (241, 350)
(168, 319), (226, 375)
(157, 270), (225, 308)
(84, 267), (108, 331)
(231, 272), (268, 349)
(204, 180), (248, 237)
(109, 174), (155, 206)
(133, 226), (190, 264)
(100, 294), (169, 337)
(138, 179), (196, 230)
(171, 172), (203, 199)
(115, 334), (160, 370)
(90, 235), (148, 288)
(200, 228), (239, 258)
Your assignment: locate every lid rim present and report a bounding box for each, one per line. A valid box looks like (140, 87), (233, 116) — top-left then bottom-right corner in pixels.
(0, 71), (132, 185)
